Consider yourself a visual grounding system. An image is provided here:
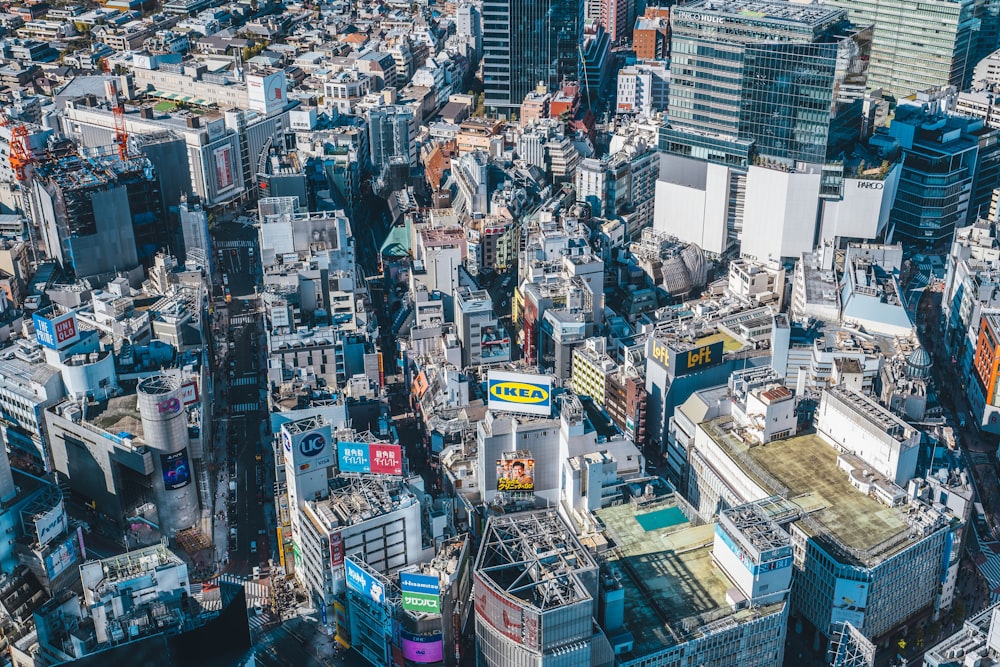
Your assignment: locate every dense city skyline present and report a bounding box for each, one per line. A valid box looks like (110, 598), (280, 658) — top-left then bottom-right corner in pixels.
(3, 0), (1000, 665)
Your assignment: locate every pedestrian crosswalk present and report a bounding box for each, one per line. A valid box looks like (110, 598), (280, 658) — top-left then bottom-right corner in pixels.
(248, 612), (273, 634)
(216, 240), (255, 249)
(230, 314), (257, 325)
(245, 580), (271, 601)
(232, 376), (258, 386)
(232, 402), (259, 413)
(199, 598), (223, 611)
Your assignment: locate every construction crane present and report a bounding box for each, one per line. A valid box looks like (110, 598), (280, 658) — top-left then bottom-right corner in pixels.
(0, 110), (39, 264)
(112, 103), (128, 162)
(103, 58), (130, 161)
(0, 111), (33, 183)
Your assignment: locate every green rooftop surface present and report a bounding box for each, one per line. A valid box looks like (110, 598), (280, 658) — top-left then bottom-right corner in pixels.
(704, 421), (909, 555)
(597, 502), (734, 656)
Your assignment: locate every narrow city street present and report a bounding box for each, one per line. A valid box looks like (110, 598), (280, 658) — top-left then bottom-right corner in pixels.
(209, 217), (276, 578)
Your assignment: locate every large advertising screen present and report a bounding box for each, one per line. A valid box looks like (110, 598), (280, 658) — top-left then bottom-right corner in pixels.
(401, 631), (444, 663)
(160, 448), (191, 490)
(214, 145), (235, 192)
(480, 325), (511, 361)
(44, 534), (78, 581)
(345, 558), (386, 606)
(33, 502), (67, 548)
(33, 311), (80, 350)
(496, 458), (535, 493)
(487, 371), (552, 417)
(247, 72), (287, 114)
(370, 443), (403, 475)
(830, 578), (869, 628)
(338, 442), (403, 475)
(400, 572), (441, 614)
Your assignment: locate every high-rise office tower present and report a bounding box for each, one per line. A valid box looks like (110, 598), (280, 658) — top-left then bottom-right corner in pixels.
(667, 0), (871, 164)
(827, 0), (998, 100)
(482, 0), (584, 114)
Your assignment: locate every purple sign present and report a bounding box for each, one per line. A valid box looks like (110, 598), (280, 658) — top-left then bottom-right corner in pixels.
(401, 633), (443, 663)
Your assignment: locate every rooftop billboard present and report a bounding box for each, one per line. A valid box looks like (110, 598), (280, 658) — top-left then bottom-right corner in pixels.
(487, 371), (552, 417)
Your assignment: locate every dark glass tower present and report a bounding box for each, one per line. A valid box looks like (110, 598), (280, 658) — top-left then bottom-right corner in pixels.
(482, 0), (584, 114)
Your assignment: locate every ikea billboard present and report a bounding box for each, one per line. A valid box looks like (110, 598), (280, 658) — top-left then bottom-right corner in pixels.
(487, 371), (553, 417)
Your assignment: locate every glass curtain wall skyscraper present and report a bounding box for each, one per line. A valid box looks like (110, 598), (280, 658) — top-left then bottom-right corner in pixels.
(667, 0), (871, 164)
(482, 0), (584, 114)
(827, 0), (996, 100)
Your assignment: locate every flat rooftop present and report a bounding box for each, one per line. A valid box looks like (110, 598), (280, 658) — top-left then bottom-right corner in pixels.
(695, 331), (744, 353)
(87, 394), (145, 441)
(677, 0), (844, 27)
(704, 421), (911, 558)
(597, 500), (780, 657)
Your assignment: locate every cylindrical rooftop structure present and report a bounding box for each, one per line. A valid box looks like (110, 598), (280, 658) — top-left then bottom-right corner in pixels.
(138, 374), (199, 536)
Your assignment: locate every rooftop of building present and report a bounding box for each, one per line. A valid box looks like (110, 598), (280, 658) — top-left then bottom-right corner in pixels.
(675, 0), (844, 28)
(721, 501), (791, 553)
(474, 510), (596, 612)
(308, 477), (416, 531)
(635, 15), (668, 30)
(33, 148), (154, 193)
(0, 353), (61, 396)
(824, 385), (914, 442)
(797, 249), (840, 310)
(596, 498), (784, 657)
(923, 603), (1000, 666)
(701, 420), (919, 563)
(77, 393), (145, 441)
(85, 543), (184, 590)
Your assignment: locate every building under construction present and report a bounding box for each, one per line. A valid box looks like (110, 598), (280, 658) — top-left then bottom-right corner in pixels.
(32, 147), (168, 284)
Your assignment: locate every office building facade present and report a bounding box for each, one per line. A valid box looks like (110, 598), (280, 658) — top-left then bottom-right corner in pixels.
(827, 0), (993, 99)
(887, 103), (981, 248)
(482, 0), (584, 113)
(668, 0), (871, 164)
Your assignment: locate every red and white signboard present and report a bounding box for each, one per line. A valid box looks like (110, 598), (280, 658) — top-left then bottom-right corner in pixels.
(330, 532), (344, 567)
(474, 572), (539, 650)
(180, 381), (200, 406)
(214, 145), (235, 192)
(55, 317), (77, 345)
(369, 443), (403, 476)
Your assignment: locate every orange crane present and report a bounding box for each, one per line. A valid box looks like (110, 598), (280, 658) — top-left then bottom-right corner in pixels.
(102, 59), (129, 161)
(0, 111), (33, 182)
(0, 110), (39, 264)
(112, 102), (128, 162)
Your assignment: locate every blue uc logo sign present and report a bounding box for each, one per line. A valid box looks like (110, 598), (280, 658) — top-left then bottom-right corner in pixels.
(300, 433), (326, 457)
